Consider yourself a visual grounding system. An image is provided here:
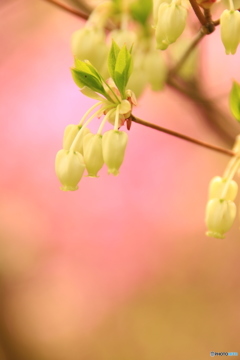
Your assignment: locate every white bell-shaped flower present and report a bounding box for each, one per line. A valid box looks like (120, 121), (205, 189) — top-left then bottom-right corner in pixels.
(55, 149), (85, 191)
(205, 199), (236, 239)
(208, 176), (238, 201)
(220, 10), (240, 55)
(83, 134), (104, 177)
(71, 27), (108, 73)
(127, 51), (148, 98)
(102, 130), (128, 175)
(63, 125), (90, 154)
(155, 2), (187, 50)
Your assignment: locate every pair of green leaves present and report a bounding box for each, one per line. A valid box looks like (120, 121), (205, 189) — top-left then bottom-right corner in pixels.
(108, 40), (133, 98)
(71, 41), (133, 102)
(229, 81), (240, 122)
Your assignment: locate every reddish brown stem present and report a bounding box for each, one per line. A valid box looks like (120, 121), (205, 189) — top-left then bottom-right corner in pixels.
(189, 0), (207, 25)
(42, 0), (89, 19)
(131, 115), (235, 157)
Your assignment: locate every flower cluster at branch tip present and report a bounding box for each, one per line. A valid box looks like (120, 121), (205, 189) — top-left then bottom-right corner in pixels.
(55, 39), (136, 191)
(205, 136), (240, 239)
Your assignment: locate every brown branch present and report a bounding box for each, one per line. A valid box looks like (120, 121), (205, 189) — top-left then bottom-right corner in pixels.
(131, 115), (235, 157)
(42, 0), (89, 19)
(189, 0), (207, 25)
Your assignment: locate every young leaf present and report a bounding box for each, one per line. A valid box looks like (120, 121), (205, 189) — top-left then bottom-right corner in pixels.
(113, 45), (133, 97)
(229, 81), (240, 122)
(71, 68), (106, 95)
(108, 40), (120, 79)
(74, 59), (101, 80)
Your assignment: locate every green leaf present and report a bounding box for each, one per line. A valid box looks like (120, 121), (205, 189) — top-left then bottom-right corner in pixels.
(113, 45), (133, 97)
(71, 69), (106, 95)
(74, 59), (101, 80)
(71, 59), (111, 98)
(229, 81), (240, 122)
(130, 0), (152, 25)
(108, 40), (120, 79)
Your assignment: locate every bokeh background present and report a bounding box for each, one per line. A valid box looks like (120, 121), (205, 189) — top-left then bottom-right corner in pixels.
(0, 1), (240, 359)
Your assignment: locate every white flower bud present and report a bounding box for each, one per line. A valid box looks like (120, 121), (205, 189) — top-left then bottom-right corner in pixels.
(155, 3), (187, 50)
(144, 50), (166, 91)
(83, 134), (104, 177)
(205, 199), (236, 239)
(102, 130), (128, 175)
(87, 1), (113, 28)
(209, 176), (238, 201)
(127, 51), (148, 98)
(63, 125), (90, 154)
(153, 0), (171, 26)
(55, 149), (85, 191)
(109, 29), (137, 49)
(220, 10), (240, 55)
(71, 28), (108, 73)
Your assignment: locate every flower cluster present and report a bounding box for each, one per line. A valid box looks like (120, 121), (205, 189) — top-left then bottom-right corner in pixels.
(55, 41), (136, 191)
(205, 137), (240, 238)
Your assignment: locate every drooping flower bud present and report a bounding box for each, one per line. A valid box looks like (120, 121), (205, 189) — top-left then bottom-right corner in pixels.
(205, 199), (236, 239)
(71, 28), (108, 73)
(220, 10), (240, 55)
(63, 125), (90, 154)
(87, 1), (113, 28)
(155, 2), (188, 50)
(55, 149), (85, 191)
(109, 29), (137, 49)
(127, 51), (148, 98)
(153, 0), (170, 26)
(208, 176), (238, 201)
(144, 50), (167, 91)
(83, 134), (104, 177)
(102, 130), (128, 175)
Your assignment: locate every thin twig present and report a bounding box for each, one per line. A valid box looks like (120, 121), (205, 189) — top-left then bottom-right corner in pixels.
(42, 0), (89, 19)
(189, 0), (207, 25)
(131, 115), (235, 157)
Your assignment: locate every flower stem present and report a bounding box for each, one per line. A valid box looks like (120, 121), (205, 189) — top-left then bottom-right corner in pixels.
(131, 115), (235, 157)
(79, 102), (102, 126)
(42, 0), (89, 19)
(97, 109), (115, 134)
(70, 109), (102, 150)
(189, 0), (207, 25)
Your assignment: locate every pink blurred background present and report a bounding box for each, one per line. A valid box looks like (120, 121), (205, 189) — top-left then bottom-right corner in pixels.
(0, 1), (240, 359)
